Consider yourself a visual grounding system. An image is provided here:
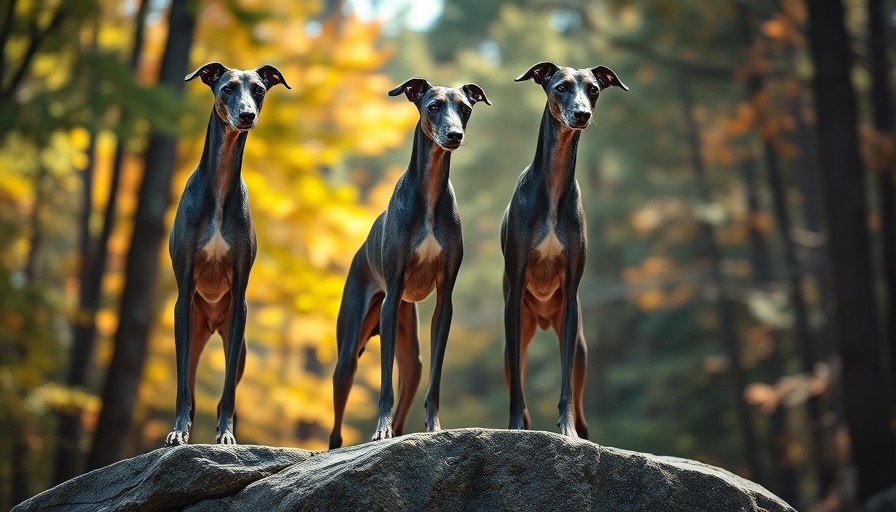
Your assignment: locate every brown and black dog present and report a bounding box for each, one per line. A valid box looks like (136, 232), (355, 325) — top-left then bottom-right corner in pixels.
(329, 78), (489, 448)
(166, 63), (289, 446)
(501, 61), (627, 437)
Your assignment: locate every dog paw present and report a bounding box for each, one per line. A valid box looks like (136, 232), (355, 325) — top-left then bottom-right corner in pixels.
(216, 430), (237, 445)
(424, 417), (441, 433)
(165, 430), (189, 446)
(371, 427), (393, 441)
(558, 421), (580, 438)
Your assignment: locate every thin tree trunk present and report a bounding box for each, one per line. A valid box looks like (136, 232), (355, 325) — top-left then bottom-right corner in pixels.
(787, 82), (836, 359)
(52, 130), (97, 484)
(52, 0), (150, 484)
(805, 0), (896, 502)
(735, 8), (830, 494)
(868, 0), (896, 408)
(740, 151), (798, 504)
(679, 75), (763, 483)
(86, 0), (197, 470)
(735, 11), (792, 495)
(0, 0), (18, 80)
(24, 166), (46, 283)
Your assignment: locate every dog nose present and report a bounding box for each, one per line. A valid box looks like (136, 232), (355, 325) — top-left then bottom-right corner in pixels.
(446, 131), (463, 142)
(239, 112), (256, 123)
(573, 111), (591, 122)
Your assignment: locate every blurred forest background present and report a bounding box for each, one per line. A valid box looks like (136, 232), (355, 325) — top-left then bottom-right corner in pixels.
(1, 0), (896, 510)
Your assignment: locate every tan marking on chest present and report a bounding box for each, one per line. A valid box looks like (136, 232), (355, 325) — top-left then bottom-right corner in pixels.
(535, 227), (564, 259)
(415, 232), (443, 262)
(548, 134), (572, 203)
(202, 228), (231, 260)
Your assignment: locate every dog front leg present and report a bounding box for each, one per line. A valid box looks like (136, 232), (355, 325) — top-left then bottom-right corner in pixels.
(557, 273), (584, 438)
(217, 270), (249, 445)
(572, 299), (589, 439)
(423, 259), (460, 432)
(503, 257), (528, 430)
(167, 274), (195, 446)
(373, 276), (405, 441)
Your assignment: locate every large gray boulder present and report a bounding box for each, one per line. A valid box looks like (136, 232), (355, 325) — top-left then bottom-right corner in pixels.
(15, 428), (794, 511)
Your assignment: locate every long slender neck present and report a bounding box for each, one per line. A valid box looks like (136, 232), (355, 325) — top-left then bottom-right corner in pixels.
(197, 109), (249, 207)
(530, 106), (581, 203)
(406, 121), (451, 218)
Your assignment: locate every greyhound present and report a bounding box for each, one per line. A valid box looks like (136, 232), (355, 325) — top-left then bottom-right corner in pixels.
(166, 62), (289, 446)
(501, 61), (627, 438)
(329, 78), (490, 448)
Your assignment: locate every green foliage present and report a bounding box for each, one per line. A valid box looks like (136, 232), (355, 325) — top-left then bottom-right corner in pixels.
(0, 1), (181, 144)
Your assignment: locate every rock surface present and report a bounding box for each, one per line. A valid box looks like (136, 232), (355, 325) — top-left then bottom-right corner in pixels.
(15, 428), (794, 511)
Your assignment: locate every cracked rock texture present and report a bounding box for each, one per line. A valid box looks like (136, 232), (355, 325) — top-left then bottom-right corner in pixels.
(14, 428), (795, 511)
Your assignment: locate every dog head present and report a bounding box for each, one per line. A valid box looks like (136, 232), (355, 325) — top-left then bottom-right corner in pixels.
(186, 62), (291, 131)
(389, 78), (491, 151)
(516, 61), (627, 129)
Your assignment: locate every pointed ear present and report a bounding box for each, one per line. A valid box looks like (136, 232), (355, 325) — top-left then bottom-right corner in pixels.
(461, 83), (491, 106)
(185, 62), (227, 87)
(591, 65), (629, 91)
(388, 78), (432, 103)
(515, 61), (559, 85)
(256, 65), (291, 90)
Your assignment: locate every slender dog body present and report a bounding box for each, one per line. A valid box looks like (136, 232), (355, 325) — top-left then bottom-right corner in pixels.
(501, 61), (627, 438)
(166, 63), (289, 446)
(330, 79), (489, 448)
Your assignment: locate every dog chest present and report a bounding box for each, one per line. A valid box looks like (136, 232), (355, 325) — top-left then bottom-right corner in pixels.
(527, 227), (565, 301)
(534, 227), (564, 259)
(414, 231), (443, 262)
(202, 227), (231, 261)
(194, 225), (232, 304)
(401, 261), (439, 302)
(194, 256), (232, 304)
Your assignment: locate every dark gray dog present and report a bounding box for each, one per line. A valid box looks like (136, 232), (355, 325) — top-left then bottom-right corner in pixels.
(501, 61), (627, 438)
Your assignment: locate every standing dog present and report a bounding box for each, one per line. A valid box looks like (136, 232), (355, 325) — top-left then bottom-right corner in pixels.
(166, 63), (289, 446)
(329, 78), (490, 448)
(501, 61), (627, 437)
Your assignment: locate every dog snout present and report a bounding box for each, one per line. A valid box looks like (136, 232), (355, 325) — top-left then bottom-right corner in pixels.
(239, 111), (256, 123)
(573, 111), (591, 123)
(446, 131), (463, 142)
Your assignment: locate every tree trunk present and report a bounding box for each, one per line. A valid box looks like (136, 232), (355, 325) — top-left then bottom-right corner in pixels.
(868, 0), (896, 409)
(740, 152), (799, 504)
(52, 128), (97, 484)
(679, 75), (763, 484)
(52, 0), (150, 483)
(0, 0), (17, 80)
(805, 0), (896, 502)
(86, 0), (197, 471)
(24, 165), (48, 283)
(734, 9), (803, 501)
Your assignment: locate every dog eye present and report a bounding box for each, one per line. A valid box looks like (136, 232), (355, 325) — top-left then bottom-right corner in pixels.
(221, 85), (234, 94)
(555, 83), (568, 93)
(428, 104), (440, 113)
(588, 85), (599, 95)
(253, 85), (266, 96)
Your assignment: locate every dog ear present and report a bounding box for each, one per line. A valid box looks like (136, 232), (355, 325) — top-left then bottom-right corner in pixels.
(461, 83), (491, 106)
(515, 61), (559, 85)
(388, 78), (432, 103)
(591, 65), (629, 91)
(256, 65), (291, 90)
(185, 62), (227, 87)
